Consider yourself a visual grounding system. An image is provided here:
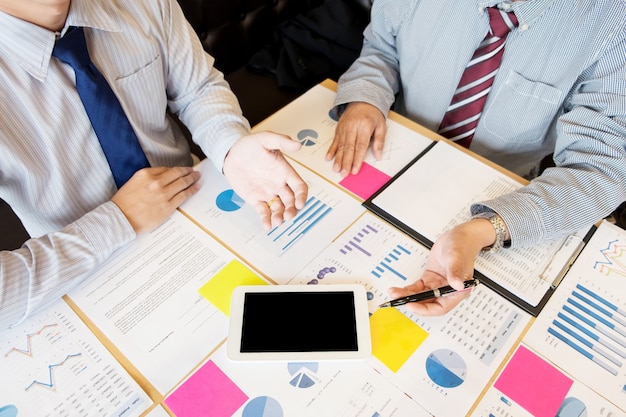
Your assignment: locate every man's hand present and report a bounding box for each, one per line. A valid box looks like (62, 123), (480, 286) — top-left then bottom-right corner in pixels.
(111, 166), (201, 233)
(223, 131), (309, 230)
(326, 102), (387, 177)
(387, 218), (497, 316)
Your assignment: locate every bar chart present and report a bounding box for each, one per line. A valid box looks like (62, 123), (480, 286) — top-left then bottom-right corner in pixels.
(523, 220), (626, 411)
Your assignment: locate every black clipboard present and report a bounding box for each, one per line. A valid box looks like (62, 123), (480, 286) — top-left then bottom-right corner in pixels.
(363, 140), (596, 316)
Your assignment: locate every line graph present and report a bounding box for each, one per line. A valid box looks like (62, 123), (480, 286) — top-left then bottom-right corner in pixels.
(1, 304), (149, 416)
(25, 353), (83, 391)
(594, 239), (626, 277)
(4, 324), (59, 358)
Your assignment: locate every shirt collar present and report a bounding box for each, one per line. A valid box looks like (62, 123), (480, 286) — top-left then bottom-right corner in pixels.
(0, 0), (121, 82)
(477, 0), (558, 31)
(64, 0), (121, 34)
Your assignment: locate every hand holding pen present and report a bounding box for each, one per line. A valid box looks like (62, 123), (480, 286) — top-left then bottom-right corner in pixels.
(378, 278), (480, 308)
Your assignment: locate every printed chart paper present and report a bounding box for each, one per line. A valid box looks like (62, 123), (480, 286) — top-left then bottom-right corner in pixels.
(471, 344), (626, 417)
(0, 301), (151, 417)
(366, 139), (590, 313)
(289, 212), (532, 416)
(68, 211), (239, 393)
(167, 345), (431, 417)
(366, 283), (530, 417)
(252, 83), (433, 199)
(288, 212), (430, 304)
(180, 159), (364, 282)
(523, 220), (626, 412)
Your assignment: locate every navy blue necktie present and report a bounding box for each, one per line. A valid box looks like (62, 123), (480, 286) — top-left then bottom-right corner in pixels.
(52, 27), (149, 188)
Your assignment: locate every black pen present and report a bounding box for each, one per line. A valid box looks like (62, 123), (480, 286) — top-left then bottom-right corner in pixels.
(378, 279), (480, 308)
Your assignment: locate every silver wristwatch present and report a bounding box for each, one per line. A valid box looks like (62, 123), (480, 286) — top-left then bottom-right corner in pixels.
(473, 212), (510, 252)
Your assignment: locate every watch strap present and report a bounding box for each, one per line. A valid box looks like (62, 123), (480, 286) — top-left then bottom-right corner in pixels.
(473, 212), (509, 252)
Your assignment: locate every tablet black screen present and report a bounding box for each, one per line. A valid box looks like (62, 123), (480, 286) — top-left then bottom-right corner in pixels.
(240, 291), (359, 352)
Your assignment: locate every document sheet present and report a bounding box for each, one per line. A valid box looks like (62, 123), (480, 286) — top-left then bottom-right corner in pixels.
(471, 344), (626, 417)
(288, 212), (532, 416)
(179, 158), (365, 281)
(68, 211), (240, 393)
(10, 80), (622, 416)
(166, 345), (432, 417)
(252, 84), (434, 200)
(366, 140), (590, 314)
(523, 220), (626, 411)
(0, 301), (151, 417)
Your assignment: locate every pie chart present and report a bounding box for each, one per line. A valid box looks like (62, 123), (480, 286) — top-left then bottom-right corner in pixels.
(297, 129), (318, 147)
(425, 348), (467, 388)
(288, 362), (319, 389)
(242, 396), (283, 417)
(556, 397), (587, 417)
(215, 189), (245, 212)
(0, 406), (18, 417)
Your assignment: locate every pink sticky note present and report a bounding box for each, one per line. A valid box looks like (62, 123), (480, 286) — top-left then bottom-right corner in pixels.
(494, 345), (573, 417)
(339, 162), (391, 200)
(165, 360), (248, 417)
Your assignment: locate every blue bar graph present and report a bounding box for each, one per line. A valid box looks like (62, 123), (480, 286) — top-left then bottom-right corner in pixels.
(556, 312), (626, 358)
(552, 319), (621, 366)
(575, 283), (626, 325)
(567, 298), (626, 338)
(336, 221), (414, 281)
(266, 196), (332, 252)
(547, 326), (617, 375)
(548, 283), (626, 376)
(371, 244), (411, 280)
(562, 304), (626, 350)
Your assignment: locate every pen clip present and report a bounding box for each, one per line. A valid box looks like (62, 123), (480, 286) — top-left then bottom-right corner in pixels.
(463, 278), (479, 289)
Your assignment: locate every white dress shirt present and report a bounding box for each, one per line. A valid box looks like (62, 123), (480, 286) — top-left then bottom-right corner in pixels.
(0, 0), (250, 329)
(335, 0), (626, 246)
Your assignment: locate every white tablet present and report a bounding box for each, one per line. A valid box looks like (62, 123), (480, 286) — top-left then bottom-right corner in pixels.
(227, 284), (372, 361)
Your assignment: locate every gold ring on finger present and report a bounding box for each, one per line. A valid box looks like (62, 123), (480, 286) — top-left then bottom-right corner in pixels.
(267, 196), (280, 208)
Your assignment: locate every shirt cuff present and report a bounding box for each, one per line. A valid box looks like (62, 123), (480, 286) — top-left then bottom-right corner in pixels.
(73, 201), (136, 262)
(471, 194), (545, 248)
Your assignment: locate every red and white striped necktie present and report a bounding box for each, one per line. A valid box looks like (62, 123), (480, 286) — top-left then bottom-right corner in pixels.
(437, 7), (518, 148)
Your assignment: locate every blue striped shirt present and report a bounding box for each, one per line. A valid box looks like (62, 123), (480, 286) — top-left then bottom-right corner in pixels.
(0, 0), (250, 329)
(335, 0), (626, 246)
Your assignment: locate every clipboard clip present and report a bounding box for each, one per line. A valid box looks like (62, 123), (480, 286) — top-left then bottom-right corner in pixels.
(539, 234), (586, 289)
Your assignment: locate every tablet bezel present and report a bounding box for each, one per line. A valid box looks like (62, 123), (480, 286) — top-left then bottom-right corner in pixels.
(227, 284), (372, 361)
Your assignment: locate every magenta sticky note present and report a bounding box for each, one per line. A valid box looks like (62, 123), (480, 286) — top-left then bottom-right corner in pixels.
(494, 345), (573, 417)
(165, 360), (248, 417)
(339, 162), (391, 200)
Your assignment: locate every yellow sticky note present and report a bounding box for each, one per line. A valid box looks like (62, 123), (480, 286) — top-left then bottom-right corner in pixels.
(198, 259), (267, 316)
(370, 308), (429, 372)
